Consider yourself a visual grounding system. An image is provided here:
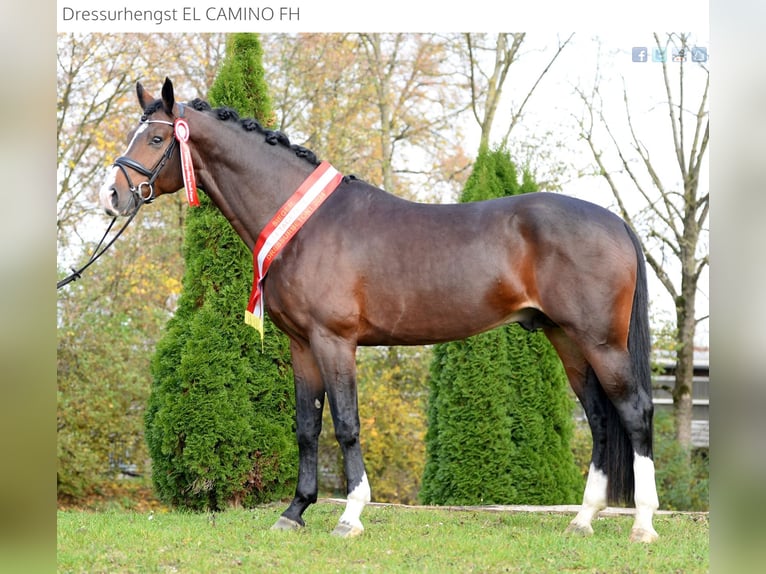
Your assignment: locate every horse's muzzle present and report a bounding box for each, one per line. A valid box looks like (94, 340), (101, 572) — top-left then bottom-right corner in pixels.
(104, 188), (121, 216)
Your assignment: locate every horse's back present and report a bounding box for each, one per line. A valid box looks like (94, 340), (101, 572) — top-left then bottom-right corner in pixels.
(332, 183), (627, 242)
(325, 185), (634, 283)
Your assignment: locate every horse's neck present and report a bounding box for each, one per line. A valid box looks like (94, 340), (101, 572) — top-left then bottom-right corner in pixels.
(190, 118), (314, 249)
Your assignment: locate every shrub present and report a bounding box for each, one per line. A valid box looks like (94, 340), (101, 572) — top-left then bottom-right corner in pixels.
(145, 34), (297, 510)
(653, 410), (709, 511)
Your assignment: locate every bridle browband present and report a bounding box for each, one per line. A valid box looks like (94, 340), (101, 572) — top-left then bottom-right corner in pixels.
(57, 104), (186, 290)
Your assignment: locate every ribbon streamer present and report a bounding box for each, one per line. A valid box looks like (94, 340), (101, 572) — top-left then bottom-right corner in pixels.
(174, 118), (199, 207)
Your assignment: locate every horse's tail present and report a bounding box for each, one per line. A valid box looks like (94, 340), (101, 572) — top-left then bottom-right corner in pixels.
(595, 223), (653, 505)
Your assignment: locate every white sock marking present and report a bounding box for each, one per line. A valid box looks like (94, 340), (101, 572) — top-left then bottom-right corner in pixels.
(570, 463), (607, 530)
(632, 453), (659, 535)
(338, 472), (370, 530)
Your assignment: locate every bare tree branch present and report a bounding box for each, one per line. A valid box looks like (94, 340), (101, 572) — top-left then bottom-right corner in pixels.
(501, 33), (574, 146)
(465, 33), (525, 149)
(694, 255), (709, 285)
(655, 33), (687, 180)
(688, 75), (710, 176)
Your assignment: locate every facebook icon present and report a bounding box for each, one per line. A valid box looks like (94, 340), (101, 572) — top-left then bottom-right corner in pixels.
(632, 47), (648, 62)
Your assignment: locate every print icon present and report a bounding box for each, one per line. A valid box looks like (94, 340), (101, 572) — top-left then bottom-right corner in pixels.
(672, 48), (687, 62)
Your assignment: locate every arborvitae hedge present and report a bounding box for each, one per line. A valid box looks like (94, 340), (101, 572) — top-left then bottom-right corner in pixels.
(145, 34), (297, 510)
(420, 147), (584, 505)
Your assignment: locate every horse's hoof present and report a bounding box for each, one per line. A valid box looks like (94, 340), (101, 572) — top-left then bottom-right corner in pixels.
(629, 527), (659, 543)
(331, 521), (364, 538)
(271, 516), (303, 531)
(564, 522), (594, 537)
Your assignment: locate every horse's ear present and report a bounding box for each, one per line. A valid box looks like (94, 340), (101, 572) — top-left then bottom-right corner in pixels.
(161, 77), (175, 116)
(136, 82), (154, 112)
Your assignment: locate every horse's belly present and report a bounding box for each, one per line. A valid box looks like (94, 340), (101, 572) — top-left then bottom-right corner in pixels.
(357, 293), (537, 346)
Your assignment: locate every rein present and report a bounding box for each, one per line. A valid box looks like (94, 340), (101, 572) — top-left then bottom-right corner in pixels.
(57, 204), (142, 290)
(57, 105), (192, 290)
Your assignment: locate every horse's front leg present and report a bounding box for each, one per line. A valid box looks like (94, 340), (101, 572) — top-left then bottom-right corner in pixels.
(272, 338), (325, 531)
(312, 333), (370, 538)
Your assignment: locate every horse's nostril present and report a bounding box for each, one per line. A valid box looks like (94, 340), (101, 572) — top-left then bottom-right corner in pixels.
(110, 189), (120, 209)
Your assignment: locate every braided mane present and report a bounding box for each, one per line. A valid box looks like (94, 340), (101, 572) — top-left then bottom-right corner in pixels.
(142, 98), (320, 166)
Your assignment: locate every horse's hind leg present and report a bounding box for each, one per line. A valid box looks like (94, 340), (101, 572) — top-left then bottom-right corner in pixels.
(273, 338), (326, 531)
(546, 327), (658, 542)
(311, 333), (370, 538)
(544, 328), (608, 537)
(588, 347), (659, 543)
(567, 368), (611, 537)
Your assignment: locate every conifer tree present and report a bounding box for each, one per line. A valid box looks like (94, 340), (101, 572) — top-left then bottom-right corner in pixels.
(145, 34), (297, 510)
(421, 146), (583, 505)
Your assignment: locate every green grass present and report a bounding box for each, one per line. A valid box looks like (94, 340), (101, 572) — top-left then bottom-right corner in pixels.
(57, 502), (708, 573)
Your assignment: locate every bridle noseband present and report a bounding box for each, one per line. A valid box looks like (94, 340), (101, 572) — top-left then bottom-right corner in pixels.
(112, 119), (176, 206)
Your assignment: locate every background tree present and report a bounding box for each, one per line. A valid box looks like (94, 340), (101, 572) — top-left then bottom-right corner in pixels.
(463, 33), (526, 150)
(57, 35), (142, 246)
(356, 33), (472, 198)
(57, 215), (184, 498)
(420, 146), (583, 505)
(575, 33), (709, 449)
(461, 33), (573, 190)
(57, 34), (227, 500)
(145, 34), (297, 510)
(263, 33), (472, 202)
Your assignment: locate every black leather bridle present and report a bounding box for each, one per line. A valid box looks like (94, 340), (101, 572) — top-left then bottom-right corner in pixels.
(57, 111), (183, 290)
(113, 119), (177, 206)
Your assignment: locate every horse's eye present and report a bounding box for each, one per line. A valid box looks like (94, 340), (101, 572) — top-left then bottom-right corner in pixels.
(151, 136), (163, 145)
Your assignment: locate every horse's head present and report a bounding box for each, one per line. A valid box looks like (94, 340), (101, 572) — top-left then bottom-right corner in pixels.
(99, 78), (184, 216)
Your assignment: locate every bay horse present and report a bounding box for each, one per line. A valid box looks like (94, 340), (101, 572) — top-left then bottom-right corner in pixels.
(99, 78), (659, 542)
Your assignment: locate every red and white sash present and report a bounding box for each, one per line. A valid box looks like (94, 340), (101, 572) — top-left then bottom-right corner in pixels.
(245, 161), (343, 340)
